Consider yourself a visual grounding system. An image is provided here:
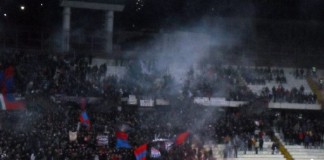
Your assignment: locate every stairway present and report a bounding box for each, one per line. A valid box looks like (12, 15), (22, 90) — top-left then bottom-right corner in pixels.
(204, 141), (285, 160)
(275, 130), (324, 160)
(284, 145), (324, 160)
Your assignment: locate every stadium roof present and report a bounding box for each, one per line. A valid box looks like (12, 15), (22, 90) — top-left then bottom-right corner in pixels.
(61, 0), (125, 11)
(62, 0), (126, 5)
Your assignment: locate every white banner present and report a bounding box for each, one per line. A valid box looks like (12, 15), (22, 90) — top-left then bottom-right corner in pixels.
(194, 97), (228, 106)
(193, 97), (245, 107)
(51, 95), (102, 104)
(268, 102), (321, 110)
(69, 131), (78, 141)
(140, 99), (154, 107)
(97, 135), (109, 146)
(156, 99), (170, 106)
(128, 95), (137, 105)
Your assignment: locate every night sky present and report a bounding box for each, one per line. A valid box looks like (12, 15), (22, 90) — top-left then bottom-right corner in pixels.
(1, 0), (324, 31)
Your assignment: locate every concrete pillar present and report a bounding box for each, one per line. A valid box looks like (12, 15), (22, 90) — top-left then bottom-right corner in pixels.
(63, 7), (71, 53)
(105, 10), (114, 54)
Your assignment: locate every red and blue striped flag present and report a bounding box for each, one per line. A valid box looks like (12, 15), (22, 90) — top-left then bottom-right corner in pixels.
(134, 143), (147, 160)
(79, 111), (91, 129)
(0, 93), (26, 110)
(116, 131), (131, 149)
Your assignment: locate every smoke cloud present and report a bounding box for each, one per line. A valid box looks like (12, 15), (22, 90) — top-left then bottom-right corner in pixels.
(129, 15), (257, 141)
(136, 16), (255, 89)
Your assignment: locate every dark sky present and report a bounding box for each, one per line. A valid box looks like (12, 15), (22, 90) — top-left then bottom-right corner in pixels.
(0, 0), (323, 30)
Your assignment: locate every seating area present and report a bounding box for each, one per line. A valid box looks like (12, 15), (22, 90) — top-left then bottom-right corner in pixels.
(2, 52), (324, 159)
(247, 68), (312, 95)
(244, 67), (319, 107)
(275, 115), (324, 160)
(284, 145), (324, 160)
(206, 141), (285, 160)
(204, 136), (285, 160)
(207, 126), (324, 160)
(276, 136), (324, 160)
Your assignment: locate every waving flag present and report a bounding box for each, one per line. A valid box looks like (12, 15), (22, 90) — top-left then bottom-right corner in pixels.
(4, 66), (14, 78)
(116, 131), (131, 149)
(0, 70), (3, 90)
(79, 111), (91, 129)
(3, 66), (15, 94)
(175, 131), (190, 145)
(134, 144), (147, 160)
(4, 78), (14, 93)
(150, 147), (161, 158)
(0, 93), (26, 110)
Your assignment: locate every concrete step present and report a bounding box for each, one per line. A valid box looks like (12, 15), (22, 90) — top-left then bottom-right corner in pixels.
(287, 148), (324, 152)
(293, 158), (324, 160)
(292, 155), (324, 158)
(285, 145), (307, 149)
(238, 151), (276, 155)
(233, 158), (286, 160)
(289, 151), (324, 155)
(239, 154), (284, 158)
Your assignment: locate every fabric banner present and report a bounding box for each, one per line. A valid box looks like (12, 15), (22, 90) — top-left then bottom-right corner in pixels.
(97, 135), (109, 146)
(140, 99), (154, 107)
(194, 97), (247, 107)
(150, 147), (161, 158)
(194, 97), (228, 106)
(69, 131), (77, 141)
(155, 99), (170, 106)
(152, 138), (174, 151)
(51, 94), (101, 104)
(128, 95), (137, 105)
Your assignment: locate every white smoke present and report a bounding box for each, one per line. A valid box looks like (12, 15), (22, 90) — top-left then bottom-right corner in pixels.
(137, 17), (254, 86)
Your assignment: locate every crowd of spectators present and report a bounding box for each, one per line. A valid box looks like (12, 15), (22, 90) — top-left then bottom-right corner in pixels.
(0, 50), (323, 160)
(260, 85), (317, 103)
(240, 67), (286, 85)
(198, 108), (280, 158)
(276, 113), (324, 149)
(181, 65), (257, 101)
(294, 68), (306, 79)
(0, 50), (102, 97)
(0, 99), (276, 159)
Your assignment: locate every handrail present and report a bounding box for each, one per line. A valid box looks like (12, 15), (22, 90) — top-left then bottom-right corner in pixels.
(272, 136), (293, 160)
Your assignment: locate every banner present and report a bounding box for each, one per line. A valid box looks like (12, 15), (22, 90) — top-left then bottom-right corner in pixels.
(193, 97), (246, 107)
(69, 131), (77, 141)
(155, 99), (170, 106)
(128, 95), (137, 105)
(140, 99), (154, 107)
(97, 135), (109, 146)
(150, 147), (161, 158)
(51, 95), (102, 105)
(194, 97), (228, 106)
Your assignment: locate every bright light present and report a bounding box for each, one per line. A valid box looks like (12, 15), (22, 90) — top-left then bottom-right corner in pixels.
(3, 13), (7, 17)
(20, 5), (25, 10)
(41, 3), (43, 6)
